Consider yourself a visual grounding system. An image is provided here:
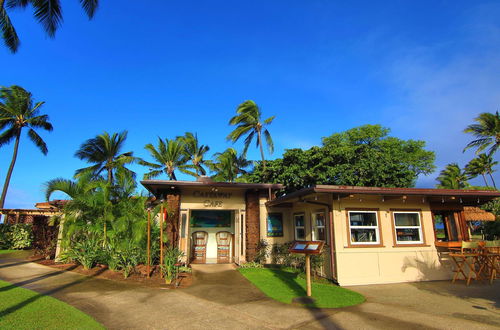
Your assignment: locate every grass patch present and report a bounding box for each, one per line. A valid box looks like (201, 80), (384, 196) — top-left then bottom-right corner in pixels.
(0, 250), (18, 255)
(0, 280), (103, 329)
(239, 267), (365, 308)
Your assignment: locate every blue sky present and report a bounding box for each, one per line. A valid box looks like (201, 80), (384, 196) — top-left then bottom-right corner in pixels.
(1, 1), (500, 208)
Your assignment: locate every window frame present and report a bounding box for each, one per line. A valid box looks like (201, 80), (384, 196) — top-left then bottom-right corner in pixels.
(311, 211), (327, 242)
(293, 213), (306, 241)
(346, 209), (383, 247)
(391, 210), (426, 246)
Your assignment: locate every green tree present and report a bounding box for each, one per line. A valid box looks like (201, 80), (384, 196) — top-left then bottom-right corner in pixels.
(245, 125), (435, 192)
(1, 0), (99, 53)
(436, 163), (470, 189)
(74, 131), (136, 184)
(178, 132), (210, 177)
(0, 85), (53, 214)
(210, 148), (251, 182)
(227, 100), (275, 171)
(141, 137), (190, 180)
(463, 111), (500, 156)
(465, 154), (498, 188)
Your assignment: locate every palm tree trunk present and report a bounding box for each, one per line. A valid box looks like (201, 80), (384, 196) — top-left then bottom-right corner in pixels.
(482, 174), (489, 187)
(0, 130), (21, 223)
(488, 173), (497, 189)
(257, 130), (267, 171)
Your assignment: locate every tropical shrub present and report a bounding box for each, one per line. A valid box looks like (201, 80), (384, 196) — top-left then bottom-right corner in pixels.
(161, 247), (184, 284)
(114, 242), (142, 278)
(0, 224), (11, 249)
(0, 224), (33, 249)
(254, 239), (269, 264)
(239, 261), (264, 269)
(62, 237), (101, 269)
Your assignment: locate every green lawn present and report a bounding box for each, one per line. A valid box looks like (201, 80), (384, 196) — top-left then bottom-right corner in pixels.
(0, 250), (18, 254)
(0, 280), (104, 329)
(239, 268), (365, 308)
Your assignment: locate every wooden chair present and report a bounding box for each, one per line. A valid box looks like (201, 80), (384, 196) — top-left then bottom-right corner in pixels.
(449, 241), (482, 285)
(191, 231), (208, 263)
(216, 231), (232, 263)
(484, 240), (500, 284)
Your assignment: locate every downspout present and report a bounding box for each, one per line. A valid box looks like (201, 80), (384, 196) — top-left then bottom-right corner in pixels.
(301, 196), (338, 284)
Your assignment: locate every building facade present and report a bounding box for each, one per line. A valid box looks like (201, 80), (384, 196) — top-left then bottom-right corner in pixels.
(142, 179), (500, 286)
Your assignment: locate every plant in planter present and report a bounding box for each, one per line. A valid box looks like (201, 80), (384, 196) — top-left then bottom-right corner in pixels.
(161, 247), (184, 284)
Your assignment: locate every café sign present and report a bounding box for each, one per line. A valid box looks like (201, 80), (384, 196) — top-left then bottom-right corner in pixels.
(192, 190), (232, 208)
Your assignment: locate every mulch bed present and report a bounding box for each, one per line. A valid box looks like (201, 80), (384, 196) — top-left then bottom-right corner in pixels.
(29, 255), (193, 289)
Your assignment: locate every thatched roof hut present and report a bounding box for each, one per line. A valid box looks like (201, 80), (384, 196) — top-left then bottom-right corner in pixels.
(463, 206), (496, 222)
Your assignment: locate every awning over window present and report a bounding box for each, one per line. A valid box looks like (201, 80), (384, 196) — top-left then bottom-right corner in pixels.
(463, 207), (496, 222)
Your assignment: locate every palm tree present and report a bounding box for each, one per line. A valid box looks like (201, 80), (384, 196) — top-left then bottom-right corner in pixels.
(465, 154), (498, 188)
(210, 148), (251, 182)
(0, 85), (53, 214)
(1, 0), (99, 53)
(178, 132), (210, 177)
(227, 100), (275, 171)
(74, 131), (136, 184)
(436, 163), (470, 189)
(141, 137), (191, 180)
(46, 173), (114, 246)
(464, 111), (500, 156)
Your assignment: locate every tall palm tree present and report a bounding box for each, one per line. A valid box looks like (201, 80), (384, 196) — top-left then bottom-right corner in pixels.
(178, 132), (210, 177)
(141, 137), (190, 180)
(210, 148), (251, 182)
(464, 111), (500, 156)
(227, 100), (275, 171)
(465, 154), (498, 188)
(74, 131), (136, 184)
(436, 163), (470, 189)
(0, 85), (53, 214)
(1, 0), (99, 53)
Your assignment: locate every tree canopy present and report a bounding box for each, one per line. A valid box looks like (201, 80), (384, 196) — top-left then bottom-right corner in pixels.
(245, 125), (435, 192)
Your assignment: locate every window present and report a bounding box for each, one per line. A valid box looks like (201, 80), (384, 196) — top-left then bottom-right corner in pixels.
(267, 213), (283, 237)
(348, 211), (380, 245)
(294, 213), (306, 240)
(393, 212), (423, 244)
(312, 212), (326, 241)
(433, 211), (459, 242)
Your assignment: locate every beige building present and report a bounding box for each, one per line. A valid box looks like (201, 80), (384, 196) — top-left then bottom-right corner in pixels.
(142, 180), (500, 286)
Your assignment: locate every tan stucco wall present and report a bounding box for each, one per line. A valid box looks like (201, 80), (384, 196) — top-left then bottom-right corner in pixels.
(332, 195), (454, 286)
(179, 187), (246, 262)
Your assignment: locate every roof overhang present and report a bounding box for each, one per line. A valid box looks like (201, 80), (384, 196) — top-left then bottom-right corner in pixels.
(266, 185), (500, 207)
(141, 180), (284, 197)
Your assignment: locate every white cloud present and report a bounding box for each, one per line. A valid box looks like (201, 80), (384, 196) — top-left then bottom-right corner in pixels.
(379, 3), (500, 187)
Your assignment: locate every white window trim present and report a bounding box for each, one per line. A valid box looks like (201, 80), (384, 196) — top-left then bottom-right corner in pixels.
(393, 211), (423, 244)
(294, 213), (306, 241)
(348, 210), (380, 245)
(311, 211), (326, 242)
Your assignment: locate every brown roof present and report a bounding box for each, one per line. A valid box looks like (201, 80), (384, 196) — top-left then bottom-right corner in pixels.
(267, 185), (500, 207)
(141, 180), (284, 196)
(463, 207), (497, 221)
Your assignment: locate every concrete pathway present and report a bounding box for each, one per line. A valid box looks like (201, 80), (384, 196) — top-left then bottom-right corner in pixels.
(1, 251), (499, 329)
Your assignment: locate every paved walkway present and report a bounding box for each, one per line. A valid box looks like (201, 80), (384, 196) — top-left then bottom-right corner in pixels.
(1, 251), (499, 329)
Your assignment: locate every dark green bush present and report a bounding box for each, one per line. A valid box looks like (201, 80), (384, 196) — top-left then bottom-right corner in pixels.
(254, 239), (269, 264)
(0, 224), (33, 249)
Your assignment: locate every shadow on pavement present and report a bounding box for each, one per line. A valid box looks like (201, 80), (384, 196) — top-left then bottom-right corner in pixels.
(0, 266), (107, 318)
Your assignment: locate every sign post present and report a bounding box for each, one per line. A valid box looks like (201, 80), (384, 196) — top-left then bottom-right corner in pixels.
(289, 241), (325, 298)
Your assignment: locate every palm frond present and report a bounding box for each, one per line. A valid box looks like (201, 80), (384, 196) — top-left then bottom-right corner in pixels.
(27, 128), (48, 154)
(32, 0), (63, 37)
(0, 126), (17, 147)
(79, 0), (98, 18)
(0, 5), (19, 53)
